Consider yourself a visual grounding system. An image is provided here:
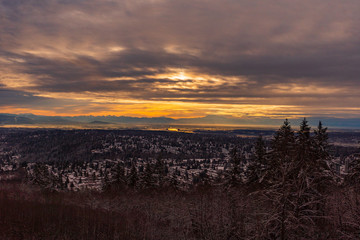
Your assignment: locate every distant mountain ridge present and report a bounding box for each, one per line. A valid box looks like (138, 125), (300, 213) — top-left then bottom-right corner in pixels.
(0, 113), (175, 125)
(0, 113), (360, 129)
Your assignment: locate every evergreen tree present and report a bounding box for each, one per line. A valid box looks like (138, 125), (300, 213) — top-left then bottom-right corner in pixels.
(154, 156), (167, 187)
(65, 176), (70, 189)
(247, 135), (267, 185)
(32, 163), (53, 189)
(255, 135), (266, 162)
(128, 164), (138, 189)
(296, 118), (312, 164)
(256, 119), (334, 239)
(198, 169), (210, 186)
(169, 170), (179, 190)
(109, 162), (126, 190)
(346, 153), (360, 185)
(314, 121), (329, 159)
(102, 171), (111, 191)
(225, 147), (243, 188)
(139, 163), (156, 190)
(57, 172), (65, 190)
(264, 119), (296, 185)
(295, 119), (334, 193)
(271, 119), (296, 165)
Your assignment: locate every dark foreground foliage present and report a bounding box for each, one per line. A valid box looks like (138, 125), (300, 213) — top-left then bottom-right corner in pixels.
(1, 182), (360, 240)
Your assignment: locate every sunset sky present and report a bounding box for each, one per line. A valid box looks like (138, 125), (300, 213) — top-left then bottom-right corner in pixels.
(1, 0), (360, 120)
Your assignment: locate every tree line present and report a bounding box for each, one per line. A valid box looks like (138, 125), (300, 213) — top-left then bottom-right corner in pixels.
(24, 118), (360, 239)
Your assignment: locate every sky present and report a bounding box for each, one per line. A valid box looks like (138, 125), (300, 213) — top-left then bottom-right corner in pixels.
(0, 0), (360, 120)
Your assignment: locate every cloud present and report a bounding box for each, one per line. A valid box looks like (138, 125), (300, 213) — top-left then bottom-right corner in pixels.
(0, 0), (360, 118)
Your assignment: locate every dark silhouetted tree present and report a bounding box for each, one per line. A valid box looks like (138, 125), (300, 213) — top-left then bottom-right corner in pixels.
(154, 156), (167, 187)
(31, 163), (53, 189)
(139, 163), (156, 190)
(225, 147), (243, 188)
(254, 119), (335, 239)
(128, 164), (138, 189)
(169, 170), (179, 190)
(314, 121), (329, 159)
(247, 135), (268, 185)
(108, 162), (126, 191)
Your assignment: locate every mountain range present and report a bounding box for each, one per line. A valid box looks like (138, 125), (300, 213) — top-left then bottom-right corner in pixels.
(0, 113), (359, 129)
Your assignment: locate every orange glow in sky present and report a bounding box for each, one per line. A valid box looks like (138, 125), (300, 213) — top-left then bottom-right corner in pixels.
(0, 0), (359, 123)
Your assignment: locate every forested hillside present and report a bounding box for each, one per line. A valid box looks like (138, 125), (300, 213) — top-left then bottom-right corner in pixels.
(1, 119), (360, 239)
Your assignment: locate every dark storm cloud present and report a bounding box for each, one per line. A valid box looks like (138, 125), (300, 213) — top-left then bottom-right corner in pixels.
(0, 0), (360, 116)
(0, 87), (59, 107)
(0, 86), (116, 115)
